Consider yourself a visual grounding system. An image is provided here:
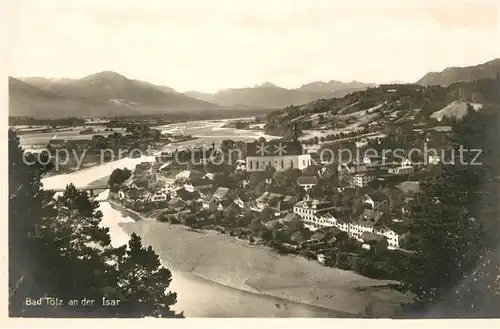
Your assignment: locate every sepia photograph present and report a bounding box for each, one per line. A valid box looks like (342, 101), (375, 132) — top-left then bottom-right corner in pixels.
(5, 0), (500, 320)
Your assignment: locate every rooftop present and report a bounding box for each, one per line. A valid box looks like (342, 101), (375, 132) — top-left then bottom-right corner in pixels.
(396, 181), (421, 194)
(379, 222), (408, 235)
(256, 192), (283, 204)
(361, 232), (386, 243)
(365, 191), (389, 202)
(278, 212), (300, 223)
(236, 193), (253, 202)
(246, 140), (304, 157)
(297, 176), (318, 185)
(213, 187), (230, 200)
(176, 188), (200, 201)
(360, 209), (386, 222)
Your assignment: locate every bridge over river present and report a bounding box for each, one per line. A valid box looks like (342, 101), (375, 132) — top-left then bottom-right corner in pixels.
(51, 184), (109, 196)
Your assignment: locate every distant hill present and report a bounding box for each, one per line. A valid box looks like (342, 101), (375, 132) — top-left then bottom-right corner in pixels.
(184, 90), (215, 103)
(9, 77), (133, 118)
(430, 100), (483, 122)
(416, 58), (500, 86)
(263, 77), (500, 137)
(184, 80), (374, 109)
(296, 80), (377, 93)
(11, 71), (218, 118)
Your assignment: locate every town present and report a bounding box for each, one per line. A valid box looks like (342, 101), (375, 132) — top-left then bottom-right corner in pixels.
(8, 0), (500, 319)
(20, 77), (495, 287)
(103, 128), (443, 280)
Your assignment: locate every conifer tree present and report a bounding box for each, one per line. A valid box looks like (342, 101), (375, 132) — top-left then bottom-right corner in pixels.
(9, 129), (183, 318)
(112, 233), (183, 318)
(400, 108), (499, 317)
(8, 129), (55, 315)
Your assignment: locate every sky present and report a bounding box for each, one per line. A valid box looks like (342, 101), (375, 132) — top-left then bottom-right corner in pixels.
(5, 0), (500, 93)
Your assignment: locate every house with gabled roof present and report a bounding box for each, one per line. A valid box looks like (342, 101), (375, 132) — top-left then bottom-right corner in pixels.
(272, 196), (298, 216)
(123, 174), (135, 188)
(234, 193), (253, 209)
(293, 195), (338, 230)
(175, 169), (204, 182)
(202, 187), (232, 210)
(251, 192), (283, 212)
(297, 176), (318, 191)
(318, 165), (337, 179)
(374, 222), (409, 249)
(150, 192), (168, 203)
(335, 217), (350, 232)
(353, 173), (375, 187)
(189, 177), (213, 191)
(348, 209), (386, 240)
(174, 187), (200, 202)
(363, 191), (389, 211)
(361, 232), (388, 252)
(168, 197), (186, 211)
(213, 187), (230, 201)
(401, 197), (414, 216)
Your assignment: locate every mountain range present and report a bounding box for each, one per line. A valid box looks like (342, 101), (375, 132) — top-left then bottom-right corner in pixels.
(416, 58), (500, 86)
(11, 71), (215, 118)
(9, 58), (499, 118)
(185, 80), (376, 109)
(9, 73), (377, 118)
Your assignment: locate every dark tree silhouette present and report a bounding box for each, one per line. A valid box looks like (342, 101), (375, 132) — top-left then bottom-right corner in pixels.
(399, 108), (500, 317)
(8, 129), (183, 318)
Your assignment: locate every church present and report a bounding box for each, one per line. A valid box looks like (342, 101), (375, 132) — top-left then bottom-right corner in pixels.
(245, 140), (311, 172)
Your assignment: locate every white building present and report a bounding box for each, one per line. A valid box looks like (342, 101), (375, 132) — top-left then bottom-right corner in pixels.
(428, 155), (441, 165)
(235, 159), (247, 171)
(374, 224), (408, 249)
(150, 192), (167, 202)
(176, 169), (211, 181)
(348, 209), (385, 240)
(342, 209), (408, 249)
(363, 191), (390, 211)
(355, 139), (369, 149)
(400, 158), (412, 167)
(293, 195), (338, 230)
(246, 140), (311, 172)
(353, 173), (374, 187)
(388, 165), (414, 176)
(315, 212), (338, 228)
(251, 192), (283, 212)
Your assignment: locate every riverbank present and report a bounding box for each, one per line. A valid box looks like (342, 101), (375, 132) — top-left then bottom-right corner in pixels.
(102, 197), (350, 317)
(41, 155), (155, 190)
(107, 200), (411, 317)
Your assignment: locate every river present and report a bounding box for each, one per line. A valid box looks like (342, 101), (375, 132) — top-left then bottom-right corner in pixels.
(155, 118), (279, 151)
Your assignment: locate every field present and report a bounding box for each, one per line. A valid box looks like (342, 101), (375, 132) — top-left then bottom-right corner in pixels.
(17, 126), (126, 147)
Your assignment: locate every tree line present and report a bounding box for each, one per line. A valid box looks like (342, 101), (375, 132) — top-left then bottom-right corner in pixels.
(397, 105), (500, 317)
(9, 129), (183, 318)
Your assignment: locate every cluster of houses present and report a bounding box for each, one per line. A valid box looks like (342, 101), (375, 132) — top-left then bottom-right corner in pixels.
(241, 140), (417, 250)
(338, 156), (418, 188)
(118, 163), (217, 208)
(291, 192), (408, 250)
(116, 140), (420, 252)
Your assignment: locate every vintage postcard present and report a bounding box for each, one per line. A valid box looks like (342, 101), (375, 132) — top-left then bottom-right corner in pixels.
(5, 0), (500, 322)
